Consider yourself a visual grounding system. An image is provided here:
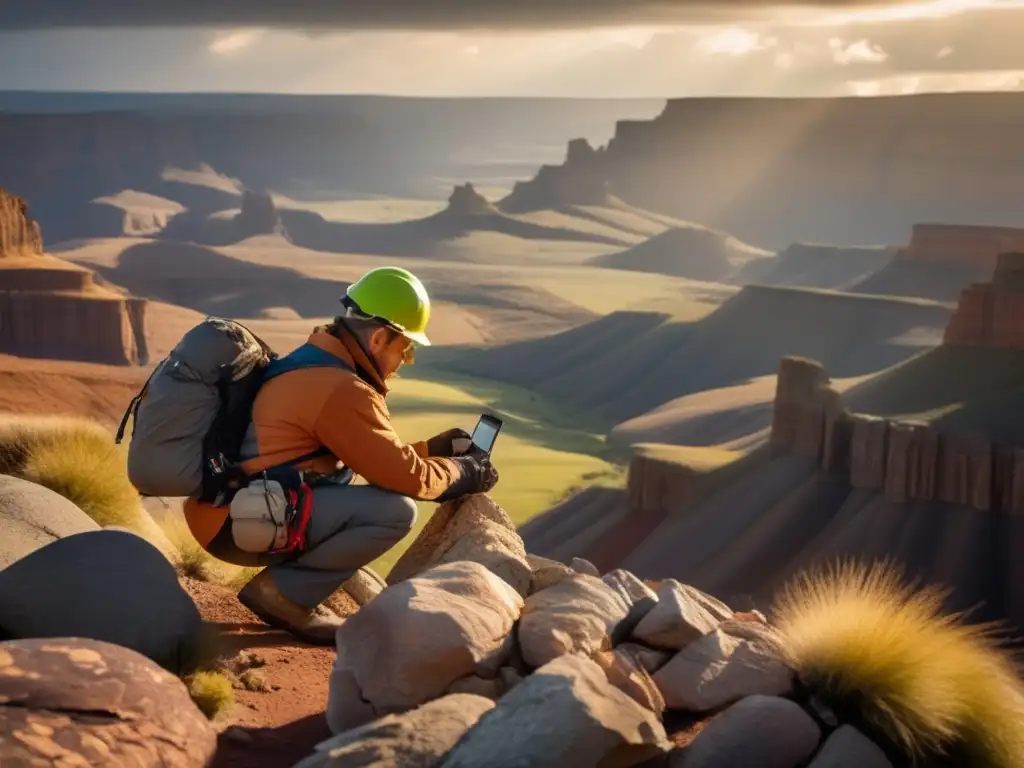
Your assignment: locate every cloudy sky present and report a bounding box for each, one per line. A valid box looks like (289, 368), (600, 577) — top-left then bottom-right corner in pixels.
(1, 1), (1023, 96)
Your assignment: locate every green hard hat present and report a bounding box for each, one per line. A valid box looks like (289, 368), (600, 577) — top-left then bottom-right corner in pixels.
(344, 266), (432, 346)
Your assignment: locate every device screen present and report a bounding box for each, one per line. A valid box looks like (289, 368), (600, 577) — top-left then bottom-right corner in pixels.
(472, 417), (500, 453)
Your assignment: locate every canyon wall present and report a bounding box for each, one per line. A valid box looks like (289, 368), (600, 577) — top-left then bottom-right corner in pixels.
(523, 92), (1024, 248)
(769, 355), (1024, 513)
(943, 251), (1024, 349)
(897, 224), (1024, 269)
(0, 189), (148, 365)
(626, 452), (705, 515)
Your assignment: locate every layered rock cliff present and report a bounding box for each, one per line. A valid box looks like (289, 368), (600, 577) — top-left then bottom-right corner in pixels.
(520, 92), (1024, 247)
(498, 139), (612, 213)
(769, 355), (1024, 512)
(0, 190), (148, 365)
(943, 251), (1024, 348)
(896, 224), (1024, 269)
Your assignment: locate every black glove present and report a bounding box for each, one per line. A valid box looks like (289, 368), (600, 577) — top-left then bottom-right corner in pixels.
(426, 427), (473, 458)
(436, 452), (499, 503)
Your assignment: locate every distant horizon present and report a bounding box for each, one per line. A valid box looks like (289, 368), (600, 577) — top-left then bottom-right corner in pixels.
(2, 87), (1022, 101)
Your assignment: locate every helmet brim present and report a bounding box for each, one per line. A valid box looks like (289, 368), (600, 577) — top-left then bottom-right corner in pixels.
(403, 330), (431, 346)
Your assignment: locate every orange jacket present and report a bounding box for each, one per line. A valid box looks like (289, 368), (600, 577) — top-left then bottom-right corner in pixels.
(184, 324), (460, 549)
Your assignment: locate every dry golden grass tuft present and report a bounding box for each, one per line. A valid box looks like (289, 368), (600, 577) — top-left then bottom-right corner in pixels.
(184, 670), (235, 720)
(773, 559), (1024, 767)
(0, 414), (141, 529)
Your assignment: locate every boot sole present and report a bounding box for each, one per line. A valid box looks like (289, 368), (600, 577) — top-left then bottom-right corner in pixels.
(237, 590), (339, 647)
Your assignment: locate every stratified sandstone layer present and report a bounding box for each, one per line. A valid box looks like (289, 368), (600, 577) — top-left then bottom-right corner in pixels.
(944, 251), (1024, 349)
(768, 354), (1024, 512)
(897, 224), (1024, 269)
(0, 189), (148, 365)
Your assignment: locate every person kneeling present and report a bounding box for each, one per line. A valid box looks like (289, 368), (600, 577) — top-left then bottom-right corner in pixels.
(182, 267), (497, 644)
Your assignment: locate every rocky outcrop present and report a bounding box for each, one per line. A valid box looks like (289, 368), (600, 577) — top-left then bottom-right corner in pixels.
(235, 188), (286, 237)
(297, 491), (1010, 767)
(0, 637), (217, 767)
(898, 224), (1024, 269)
(498, 138), (612, 213)
(767, 354), (1024, 512)
(0, 187), (149, 365)
(0, 475), (100, 570)
(445, 183), (496, 216)
(944, 251), (1024, 349)
(0, 529), (205, 675)
(0, 189), (43, 257)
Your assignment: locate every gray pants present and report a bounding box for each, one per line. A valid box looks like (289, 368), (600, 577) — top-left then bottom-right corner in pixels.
(212, 483), (417, 608)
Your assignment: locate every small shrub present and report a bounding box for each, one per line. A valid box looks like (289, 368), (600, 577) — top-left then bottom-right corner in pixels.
(0, 415), (140, 529)
(239, 669), (270, 692)
(185, 670), (235, 720)
(773, 559), (1024, 767)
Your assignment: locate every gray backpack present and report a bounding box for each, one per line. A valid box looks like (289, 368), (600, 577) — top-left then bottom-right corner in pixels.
(117, 317), (355, 503)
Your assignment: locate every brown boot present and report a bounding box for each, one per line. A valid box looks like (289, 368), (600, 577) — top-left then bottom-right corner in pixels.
(237, 569), (344, 646)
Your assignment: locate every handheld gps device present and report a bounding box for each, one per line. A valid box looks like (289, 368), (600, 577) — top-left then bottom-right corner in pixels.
(470, 414), (503, 455)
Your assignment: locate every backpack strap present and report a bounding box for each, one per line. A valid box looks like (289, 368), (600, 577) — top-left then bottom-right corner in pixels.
(209, 342), (357, 503)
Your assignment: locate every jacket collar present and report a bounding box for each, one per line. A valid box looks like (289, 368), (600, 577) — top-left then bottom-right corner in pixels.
(307, 321), (389, 396)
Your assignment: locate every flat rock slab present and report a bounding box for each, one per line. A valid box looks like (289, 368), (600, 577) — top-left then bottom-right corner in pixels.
(0, 636), (216, 767)
(440, 654), (670, 768)
(0, 475), (99, 571)
(0, 529), (203, 674)
(296, 694), (494, 768)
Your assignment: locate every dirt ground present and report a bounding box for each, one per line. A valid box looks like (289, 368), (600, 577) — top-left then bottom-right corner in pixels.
(179, 577), (357, 767)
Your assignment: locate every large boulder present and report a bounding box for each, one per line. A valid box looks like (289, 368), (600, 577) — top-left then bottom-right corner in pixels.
(327, 561), (523, 733)
(0, 529), (203, 674)
(0, 637), (217, 766)
(296, 694), (494, 768)
(388, 494), (532, 596)
(0, 474), (100, 570)
(518, 572), (631, 668)
(440, 654), (670, 768)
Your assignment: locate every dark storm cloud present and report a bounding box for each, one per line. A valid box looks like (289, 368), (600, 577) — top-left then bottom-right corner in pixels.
(0, 0), (933, 30)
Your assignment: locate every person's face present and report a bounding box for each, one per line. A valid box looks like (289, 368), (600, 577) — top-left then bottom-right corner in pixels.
(368, 326), (414, 379)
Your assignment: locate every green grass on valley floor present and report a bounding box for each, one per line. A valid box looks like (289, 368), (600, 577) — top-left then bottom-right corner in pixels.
(372, 370), (625, 574)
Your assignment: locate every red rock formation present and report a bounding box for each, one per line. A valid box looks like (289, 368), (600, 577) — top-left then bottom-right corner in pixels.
(627, 453), (703, 515)
(767, 354), (1024, 512)
(883, 421), (939, 503)
(901, 224), (1024, 269)
(0, 190), (43, 258)
(0, 187), (149, 365)
(943, 252), (1024, 349)
(769, 357), (830, 456)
